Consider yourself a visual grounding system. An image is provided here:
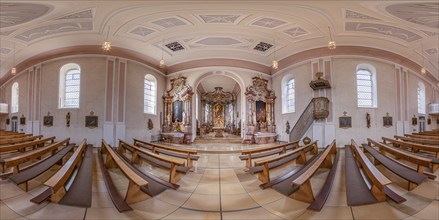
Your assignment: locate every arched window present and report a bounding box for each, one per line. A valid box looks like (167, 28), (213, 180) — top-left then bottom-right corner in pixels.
(11, 82), (19, 113)
(282, 75), (295, 113)
(59, 63), (80, 108)
(356, 64), (377, 108)
(417, 82), (426, 114)
(144, 74), (157, 114)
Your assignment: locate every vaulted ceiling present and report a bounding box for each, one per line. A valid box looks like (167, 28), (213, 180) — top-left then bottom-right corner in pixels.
(1, 1), (438, 83)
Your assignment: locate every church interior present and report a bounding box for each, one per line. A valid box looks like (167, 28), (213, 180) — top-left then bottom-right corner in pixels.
(0, 1), (438, 219)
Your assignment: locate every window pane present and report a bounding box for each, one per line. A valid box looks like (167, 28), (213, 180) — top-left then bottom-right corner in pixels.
(356, 68), (374, 108)
(63, 68), (80, 108)
(144, 76), (157, 114)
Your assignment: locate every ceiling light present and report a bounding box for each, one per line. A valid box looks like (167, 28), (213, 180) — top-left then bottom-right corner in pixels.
(159, 39), (165, 68)
(102, 26), (111, 51)
(328, 26), (336, 50)
(11, 42), (16, 75)
(420, 43), (426, 74)
(272, 39), (278, 69)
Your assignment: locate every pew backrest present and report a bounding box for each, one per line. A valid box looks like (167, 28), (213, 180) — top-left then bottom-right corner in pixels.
(0, 135), (44, 145)
(0, 136), (56, 153)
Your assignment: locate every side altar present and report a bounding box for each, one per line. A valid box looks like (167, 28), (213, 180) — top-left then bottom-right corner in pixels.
(245, 77), (277, 144)
(162, 75), (193, 144)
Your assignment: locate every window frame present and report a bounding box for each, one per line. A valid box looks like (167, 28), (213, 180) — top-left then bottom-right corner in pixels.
(417, 82), (426, 114)
(282, 74), (295, 114)
(144, 74), (157, 115)
(11, 82), (19, 113)
(58, 63), (81, 109)
(356, 64), (378, 108)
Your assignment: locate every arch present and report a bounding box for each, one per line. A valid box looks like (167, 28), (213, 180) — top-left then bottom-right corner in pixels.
(281, 73), (295, 113)
(11, 82), (19, 113)
(59, 63), (81, 108)
(144, 74), (157, 115)
(418, 82), (426, 114)
(192, 70), (247, 138)
(356, 63), (377, 108)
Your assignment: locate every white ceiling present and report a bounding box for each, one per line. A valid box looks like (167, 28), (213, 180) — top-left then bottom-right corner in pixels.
(198, 74), (239, 94)
(1, 1), (438, 82)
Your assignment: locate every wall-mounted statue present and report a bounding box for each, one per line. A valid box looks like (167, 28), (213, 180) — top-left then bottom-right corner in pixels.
(285, 121), (290, 134)
(148, 118), (153, 130)
(366, 113), (371, 128)
(66, 112), (71, 127)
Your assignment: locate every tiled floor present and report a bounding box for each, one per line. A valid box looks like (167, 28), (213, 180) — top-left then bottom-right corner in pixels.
(0, 142), (438, 220)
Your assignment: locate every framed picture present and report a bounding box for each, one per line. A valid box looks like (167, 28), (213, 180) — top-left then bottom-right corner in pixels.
(437, 118), (439, 124)
(383, 113), (392, 127)
(427, 118), (431, 125)
(6, 118), (10, 125)
(339, 112), (351, 129)
(412, 115), (417, 125)
(20, 115), (26, 125)
(172, 100), (183, 123)
(43, 112), (53, 127)
(85, 111), (98, 128)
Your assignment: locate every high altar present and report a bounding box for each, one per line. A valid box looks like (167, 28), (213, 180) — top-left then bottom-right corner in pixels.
(162, 76), (194, 144)
(199, 87), (237, 137)
(245, 77), (277, 144)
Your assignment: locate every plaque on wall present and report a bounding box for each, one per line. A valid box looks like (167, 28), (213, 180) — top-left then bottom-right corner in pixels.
(85, 111), (98, 128)
(339, 111), (351, 129)
(20, 115), (26, 125)
(383, 112), (392, 127)
(44, 112), (53, 127)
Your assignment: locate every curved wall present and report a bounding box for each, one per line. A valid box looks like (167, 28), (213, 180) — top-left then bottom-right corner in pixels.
(0, 48), (438, 146)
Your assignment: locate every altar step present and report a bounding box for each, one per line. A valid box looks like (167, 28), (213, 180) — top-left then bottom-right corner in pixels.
(193, 136), (243, 144)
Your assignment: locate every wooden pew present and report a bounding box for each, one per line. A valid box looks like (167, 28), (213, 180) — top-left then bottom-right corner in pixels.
(4, 138), (70, 174)
(119, 140), (186, 184)
(252, 141), (318, 184)
(0, 133), (32, 139)
(0, 135), (43, 145)
(382, 137), (439, 171)
(394, 135), (439, 146)
(0, 136), (55, 154)
(7, 139), (73, 191)
(366, 139), (428, 190)
(133, 138), (199, 167)
(101, 140), (149, 203)
(349, 139), (405, 203)
(414, 131), (439, 136)
(41, 139), (87, 202)
(240, 140), (302, 168)
(289, 140), (337, 203)
(405, 134), (439, 140)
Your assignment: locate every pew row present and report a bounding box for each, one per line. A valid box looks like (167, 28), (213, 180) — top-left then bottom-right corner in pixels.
(119, 140), (187, 184)
(133, 138), (199, 167)
(101, 140), (150, 204)
(251, 141), (318, 184)
(347, 140), (405, 205)
(4, 138), (70, 174)
(381, 137), (439, 172)
(365, 139), (428, 190)
(289, 140), (337, 203)
(394, 135), (439, 146)
(31, 140), (88, 204)
(0, 136), (55, 154)
(7, 139), (73, 191)
(0, 135), (43, 145)
(240, 140), (302, 168)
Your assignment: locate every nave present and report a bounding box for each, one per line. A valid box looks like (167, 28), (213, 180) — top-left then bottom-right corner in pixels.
(1, 138), (438, 220)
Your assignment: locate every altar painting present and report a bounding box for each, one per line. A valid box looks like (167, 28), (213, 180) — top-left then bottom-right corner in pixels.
(256, 100), (266, 123)
(173, 100), (183, 123)
(213, 103), (224, 127)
